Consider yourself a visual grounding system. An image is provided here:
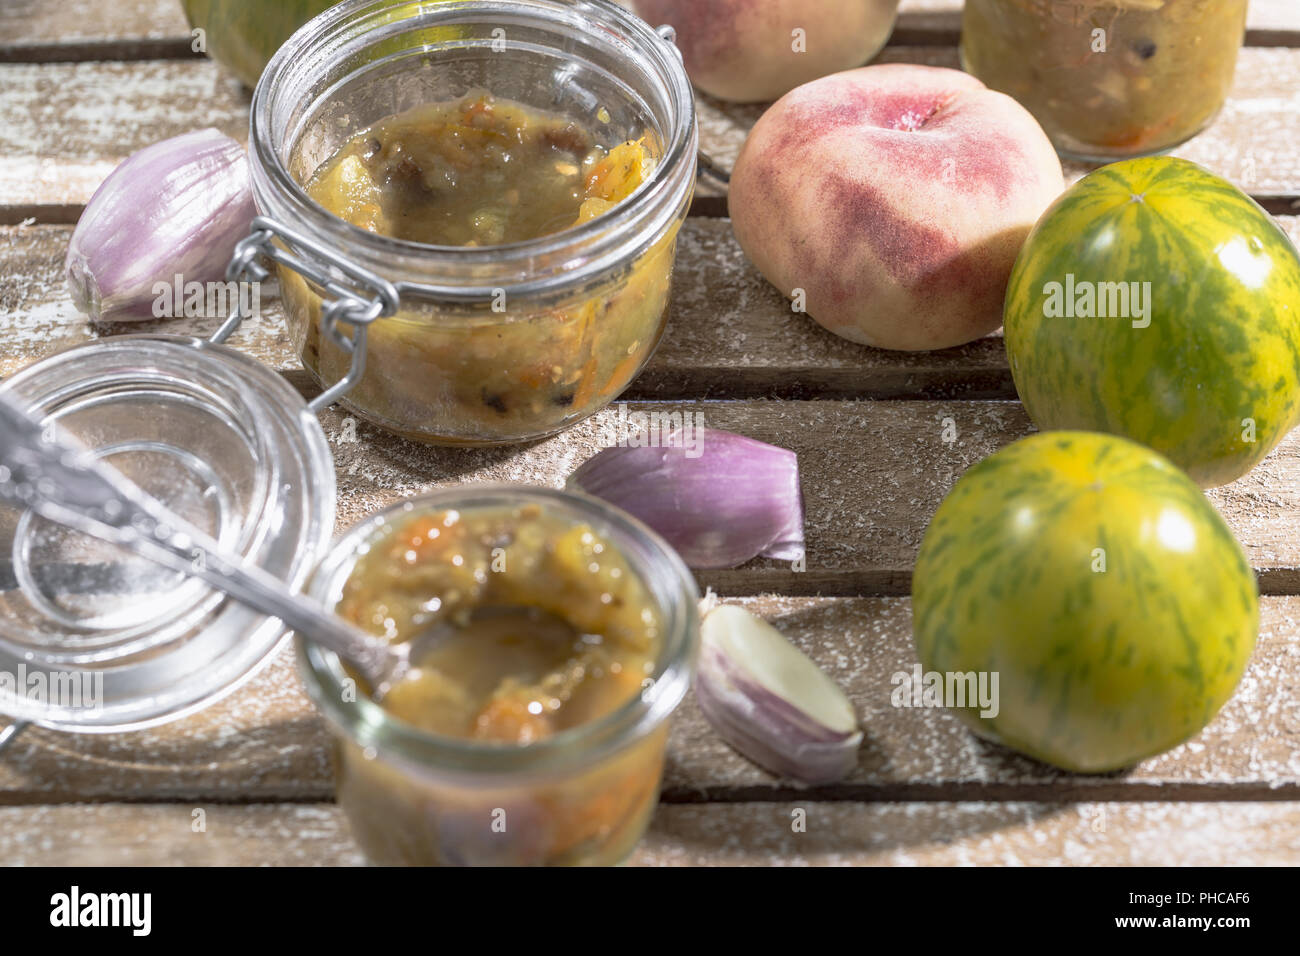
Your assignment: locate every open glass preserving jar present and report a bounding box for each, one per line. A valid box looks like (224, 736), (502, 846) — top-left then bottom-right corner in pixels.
(249, 0), (698, 445)
(960, 0), (1248, 161)
(299, 486), (699, 866)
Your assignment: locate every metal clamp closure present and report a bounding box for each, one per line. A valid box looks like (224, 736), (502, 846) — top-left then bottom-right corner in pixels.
(212, 216), (400, 414)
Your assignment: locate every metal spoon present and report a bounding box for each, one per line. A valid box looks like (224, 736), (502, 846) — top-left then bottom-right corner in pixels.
(0, 388), (428, 699)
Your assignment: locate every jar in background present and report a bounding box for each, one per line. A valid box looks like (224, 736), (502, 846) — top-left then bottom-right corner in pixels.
(299, 487), (699, 866)
(961, 0), (1248, 162)
(250, 0), (698, 445)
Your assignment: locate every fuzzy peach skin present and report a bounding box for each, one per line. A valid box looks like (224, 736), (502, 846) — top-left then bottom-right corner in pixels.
(729, 64), (1065, 351)
(628, 0), (899, 103)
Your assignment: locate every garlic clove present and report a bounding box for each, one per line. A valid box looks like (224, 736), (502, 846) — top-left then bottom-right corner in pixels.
(695, 604), (862, 784)
(65, 128), (256, 322)
(567, 428), (804, 569)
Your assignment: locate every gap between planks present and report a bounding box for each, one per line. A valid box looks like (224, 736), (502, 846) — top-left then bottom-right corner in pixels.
(5, 194), (1300, 228)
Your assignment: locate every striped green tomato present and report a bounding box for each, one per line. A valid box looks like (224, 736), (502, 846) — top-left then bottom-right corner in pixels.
(1004, 157), (1300, 488)
(912, 431), (1257, 773)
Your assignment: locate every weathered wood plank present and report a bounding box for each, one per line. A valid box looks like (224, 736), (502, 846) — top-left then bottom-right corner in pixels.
(0, 0), (190, 46)
(3, 47), (1300, 209)
(663, 595), (1300, 800)
(648, 221), (1012, 401)
(0, 0), (195, 62)
(2, 595), (1297, 802)
(0, 62), (249, 209)
(638, 800), (1300, 866)
(305, 399), (1300, 595)
(1, 799), (1296, 865)
(5, 215), (1300, 590)
(1224, 0), (1300, 36)
(0, 647), (334, 804)
(0, 803), (366, 866)
(6, 218), (1299, 402)
(0, 224), (295, 376)
(1, 0), (1295, 868)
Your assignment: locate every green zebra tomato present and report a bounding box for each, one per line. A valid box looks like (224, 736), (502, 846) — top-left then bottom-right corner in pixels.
(912, 431), (1257, 773)
(1004, 157), (1300, 487)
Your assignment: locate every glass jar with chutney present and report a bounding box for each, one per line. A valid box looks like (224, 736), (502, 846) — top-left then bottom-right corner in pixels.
(300, 487), (699, 866)
(243, 0), (698, 445)
(960, 0), (1249, 161)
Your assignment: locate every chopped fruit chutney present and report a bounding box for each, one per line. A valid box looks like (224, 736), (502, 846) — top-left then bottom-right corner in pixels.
(337, 502), (661, 742)
(307, 95), (648, 246)
(280, 91), (680, 445)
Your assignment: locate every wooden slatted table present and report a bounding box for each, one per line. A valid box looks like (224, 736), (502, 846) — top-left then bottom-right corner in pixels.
(1, 0), (1299, 866)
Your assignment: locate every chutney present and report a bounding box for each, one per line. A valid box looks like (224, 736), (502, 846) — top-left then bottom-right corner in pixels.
(282, 91), (679, 445)
(961, 0), (1247, 160)
(336, 502), (662, 742)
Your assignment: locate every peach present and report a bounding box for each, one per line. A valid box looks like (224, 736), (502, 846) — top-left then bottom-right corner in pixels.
(628, 0), (899, 103)
(729, 64), (1065, 351)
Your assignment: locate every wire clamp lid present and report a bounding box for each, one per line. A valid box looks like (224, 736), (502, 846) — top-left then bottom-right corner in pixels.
(211, 215), (401, 413)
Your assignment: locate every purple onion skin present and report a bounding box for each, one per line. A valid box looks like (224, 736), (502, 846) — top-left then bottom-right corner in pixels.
(65, 128), (256, 322)
(568, 429), (805, 569)
(694, 644), (861, 785)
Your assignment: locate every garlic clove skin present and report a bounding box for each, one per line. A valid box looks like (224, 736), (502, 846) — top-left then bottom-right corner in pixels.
(65, 128), (256, 322)
(695, 604), (863, 785)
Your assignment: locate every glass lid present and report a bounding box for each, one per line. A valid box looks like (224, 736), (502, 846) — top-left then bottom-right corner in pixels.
(0, 334), (336, 732)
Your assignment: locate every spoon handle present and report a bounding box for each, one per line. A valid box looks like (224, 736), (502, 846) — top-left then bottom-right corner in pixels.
(129, 520), (392, 689)
(0, 388), (393, 689)
(0, 720), (28, 754)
